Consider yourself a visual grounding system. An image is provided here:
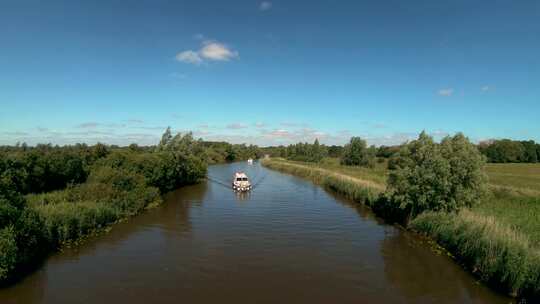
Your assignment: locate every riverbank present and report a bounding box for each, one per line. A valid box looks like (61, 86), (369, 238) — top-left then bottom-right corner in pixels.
(261, 158), (540, 300)
(0, 138), (207, 285)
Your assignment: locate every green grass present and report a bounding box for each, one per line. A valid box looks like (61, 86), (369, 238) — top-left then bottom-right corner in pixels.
(473, 189), (540, 248)
(411, 210), (540, 297)
(485, 163), (540, 194)
(263, 157), (540, 299)
(281, 157), (388, 185)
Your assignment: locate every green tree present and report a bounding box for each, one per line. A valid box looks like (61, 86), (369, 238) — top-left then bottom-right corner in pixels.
(385, 132), (486, 223)
(341, 137), (375, 167)
(225, 145), (236, 162)
(327, 145), (344, 158)
(158, 127), (173, 150)
(520, 140), (538, 163)
(311, 139), (326, 162)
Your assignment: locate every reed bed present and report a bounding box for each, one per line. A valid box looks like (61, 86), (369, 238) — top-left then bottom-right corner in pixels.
(412, 210), (540, 298)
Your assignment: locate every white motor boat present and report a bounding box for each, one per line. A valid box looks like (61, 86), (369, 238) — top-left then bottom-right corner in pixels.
(232, 172), (251, 192)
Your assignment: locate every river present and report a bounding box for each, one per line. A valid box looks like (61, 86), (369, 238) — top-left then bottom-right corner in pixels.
(0, 161), (510, 303)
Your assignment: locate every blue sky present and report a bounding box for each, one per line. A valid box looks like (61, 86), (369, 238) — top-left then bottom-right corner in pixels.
(1, 0), (539, 146)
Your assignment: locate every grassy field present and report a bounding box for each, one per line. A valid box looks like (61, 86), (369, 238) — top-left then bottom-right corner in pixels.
(486, 163), (540, 194)
(263, 157), (540, 299)
(285, 158), (388, 185)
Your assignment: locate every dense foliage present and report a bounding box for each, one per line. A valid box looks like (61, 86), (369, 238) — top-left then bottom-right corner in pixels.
(0, 130), (208, 284)
(340, 137), (376, 167)
(280, 139), (328, 162)
(385, 132), (487, 221)
(200, 141), (262, 164)
(479, 139), (540, 163)
(0, 143), (110, 195)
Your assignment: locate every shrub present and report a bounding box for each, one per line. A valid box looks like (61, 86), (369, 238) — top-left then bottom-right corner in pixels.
(385, 132), (487, 222)
(0, 226), (17, 281)
(13, 209), (49, 267)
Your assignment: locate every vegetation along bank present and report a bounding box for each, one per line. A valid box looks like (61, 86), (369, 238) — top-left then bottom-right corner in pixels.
(0, 128), (262, 285)
(262, 132), (540, 301)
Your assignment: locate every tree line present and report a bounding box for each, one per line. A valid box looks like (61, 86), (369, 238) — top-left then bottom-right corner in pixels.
(478, 139), (540, 163)
(265, 137), (540, 165)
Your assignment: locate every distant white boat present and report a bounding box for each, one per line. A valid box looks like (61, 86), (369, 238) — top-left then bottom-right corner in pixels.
(247, 158), (253, 164)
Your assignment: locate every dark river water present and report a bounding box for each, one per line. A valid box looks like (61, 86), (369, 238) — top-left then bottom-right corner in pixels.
(0, 162), (510, 303)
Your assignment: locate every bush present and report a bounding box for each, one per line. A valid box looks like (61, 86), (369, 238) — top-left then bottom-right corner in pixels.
(340, 137), (376, 167)
(385, 132), (487, 222)
(0, 227), (17, 281)
(13, 209), (49, 267)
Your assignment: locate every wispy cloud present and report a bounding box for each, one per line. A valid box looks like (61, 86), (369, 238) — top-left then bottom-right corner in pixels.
(106, 123), (126, 128)
(193, 33), (205, 40)
(226, 123), (248, 129)
(77, 122), (100, 128)
(255, 122), (266, 128)
(266, 129), (290, 138)
(193, 129), (211, 136)
(3, 131), (29, 136)
(138, 126), (168, 131)
(280, 122), (309, 128)
(128, 119), (144, 124)
(259, 1), (272, 11)
(175, 39), (238, 65)
(438, 88), (454, 96)
(481, 85), (491, 92)
(365, 132), (417, 146)
(175, 50), (203, 65)
(430, 129), (449, 138)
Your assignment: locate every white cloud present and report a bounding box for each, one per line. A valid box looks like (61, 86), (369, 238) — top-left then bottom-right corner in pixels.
(255, 122), (266, 128)
(481, 85), (490, 92)
(438, 88), (454, 96)
(259, 1), (272, 11)
(200, 41), (238, 61)
(175, 50), (202, 64)
(175, 39), (238, 65)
